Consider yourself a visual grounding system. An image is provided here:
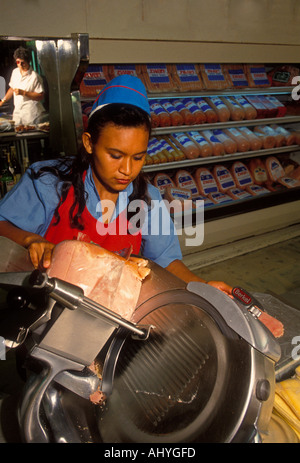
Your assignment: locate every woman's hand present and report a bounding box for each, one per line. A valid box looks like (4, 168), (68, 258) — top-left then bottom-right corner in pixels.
(26, 239), (55, 270)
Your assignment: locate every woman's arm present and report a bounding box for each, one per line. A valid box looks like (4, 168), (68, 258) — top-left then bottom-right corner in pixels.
(0, 221), (54, 269)
(166, 259), (233, 295)
(0, 87), (14, 106)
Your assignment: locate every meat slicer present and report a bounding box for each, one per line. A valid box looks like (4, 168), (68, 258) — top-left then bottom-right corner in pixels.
(0, 238), (281, 443)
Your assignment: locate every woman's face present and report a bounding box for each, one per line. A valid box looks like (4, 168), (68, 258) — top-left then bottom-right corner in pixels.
(83, 123), (149, 196)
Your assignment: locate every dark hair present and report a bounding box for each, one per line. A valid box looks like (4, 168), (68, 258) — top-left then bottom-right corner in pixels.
(32, 103), (152, 230)
(13, 47), (31, 63)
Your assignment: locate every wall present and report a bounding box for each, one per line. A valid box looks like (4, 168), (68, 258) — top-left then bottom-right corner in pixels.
(1, 0), (300, 63)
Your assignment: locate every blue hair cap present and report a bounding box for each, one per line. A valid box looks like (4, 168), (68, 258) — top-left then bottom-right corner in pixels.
(89, 74), (150, 118)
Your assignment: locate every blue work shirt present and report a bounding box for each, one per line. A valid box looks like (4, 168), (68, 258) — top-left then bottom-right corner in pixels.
(0, 160), (182, 268)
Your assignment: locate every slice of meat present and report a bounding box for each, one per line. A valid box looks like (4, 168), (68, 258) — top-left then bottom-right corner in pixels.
(258, 311), (284, 338)
(47, 240), (150, 321)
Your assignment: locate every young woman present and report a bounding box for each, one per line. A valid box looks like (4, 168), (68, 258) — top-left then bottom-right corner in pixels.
(0, 75), (230, 292)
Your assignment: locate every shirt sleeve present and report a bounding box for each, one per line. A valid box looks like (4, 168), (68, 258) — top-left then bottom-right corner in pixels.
(139, 184), (182, 268)
(0, 161), (61, 236)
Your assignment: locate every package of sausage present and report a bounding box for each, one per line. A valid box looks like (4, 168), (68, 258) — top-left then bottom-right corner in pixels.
(269, 124), (296, 145)
(254, 125), (285, 147)
(265, 156), (286, 182)
(201, 130), (226, 156)
(264, 96), (287, 117)
(161, 136), (186, 161)
(213, 129), (237, 154)
(170, 132), (201, 159)
(223, 127), (251, 152)
(237, 127), (263, 151)
(253, 127), (276, 149)
(245, 184), (271, 196)
(231, 161), (254, 189)
(79, 64), (110, 97)
(193, 167), (219, 196)
(244, 95), (268, 118)
(147, 138), (168, 164)
(169, 64), (204, 92)
(213, 165), (236, 192)
(174, 169), (200, 197)
(257, 96), (278, 118)
(187, 131), (213, 158)
(277, 176), (300, 188)
(208, 192), (234, 205)
(164, 186), (192, 203)
(153, 172), (175, 197)
(244, 65), (271, 88)
(149, 137), (176, 162)
(223, 64), (250, 88)
(107, 64), (140, 80)
(181, 98), (207, 124)
(194, 98), (218, 123)
(220, 96), (245, 121)
(160, 100), (184, 126)
(172, 99), (196, 125)
(248, 158), (269, 185)
(150, 100), (171, 127)
(198, 64), (231, 90)
(233, 96), (257, 120)
(227, 187), (253, 200)
(140, 64), (176, 92)
(192, 195), (215, 209)
(204, 97), (230, 122)
(154, 138), (175, 162)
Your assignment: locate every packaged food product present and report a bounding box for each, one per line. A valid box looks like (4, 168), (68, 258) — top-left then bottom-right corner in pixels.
(254, 125), (285, 147)
(79, 64), (110, 97)
(213, 165), (236, 192)
(253, 126), (276, 149)
(149, 100), (171, 127)
(172, 99), (195, 125)
(248, 158), (269, 185)
(220, 96), (245, 121)
(198, 64), (231, 90)
(277, 176), (300, 188)
(264, 96), (287, 117)
(174, 169), (200, 197)
(223, 127), (251, 152)
(237, 127), (263, 151)
(268, 65), (300, 87)
(269, 125), (296, 146)
(194, 98), (218, 123)
(223, 64), (250, 88)
(161, 136), (186, 161)
(257, 96), (278, 118)
(204, 97), (230, 122)
(213, 129), (237, 154)
(160, 100), (184, 126)
(244, 95), (268, 118)
(265, 156), (286, 182)
(208, 192), (234, 205)
(187, 131), (213, 157)
(181, 98), (207, 124)
(169, 64), (204, 92)
(193, 167), (219, 196)
(244, 64), (271, 88)
(153, 172), (175, 197)
(164, 186), (192, 206)
(231, 161), (254, 189)
(169, 132), (201, 159)
(107, 64), (140, 79)
(232, 95), (257, 120)
(201, 130), (226, 156)
(227, 187), (253, 200)
(140, 64), (176, 92)
(245, 184), (271, 196)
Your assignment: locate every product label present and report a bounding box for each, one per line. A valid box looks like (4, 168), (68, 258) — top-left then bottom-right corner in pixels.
(247, 185), (270, 195)
(188, 131), (209, 147)
(227, 69), (249, 87)
(202, 130), (222, 144)
(228, 188), (252, 200)
(182, 99), (201, 114)
(150, 101), (168, 115)
(161, 101), (177, 114)
(210, 97), (227, 108)
(110, 65), (137, 77)
(233, 163), (253, 187)
(210, 192), (233, 204)
(194, 98), (212, 112)
(177, 173), (198, 196)
(172, 132), (195, 148)
(175, 64), (200, 83)
(249, 67), (270, 86)
(203, 64), (226, 82)
(198, 171), (218, 195)
(82, 65), (108, 87)
(215, 166), (235, 190)
(146, 64), (171, 84)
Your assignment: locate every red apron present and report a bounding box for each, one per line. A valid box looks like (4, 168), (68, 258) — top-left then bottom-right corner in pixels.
(44, 178), (142, 254)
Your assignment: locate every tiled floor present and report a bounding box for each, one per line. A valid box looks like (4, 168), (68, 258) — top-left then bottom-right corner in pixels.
(193, 235), (300, 310)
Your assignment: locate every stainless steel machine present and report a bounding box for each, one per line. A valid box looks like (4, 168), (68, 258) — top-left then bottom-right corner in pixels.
(0, 238), (281, 443)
